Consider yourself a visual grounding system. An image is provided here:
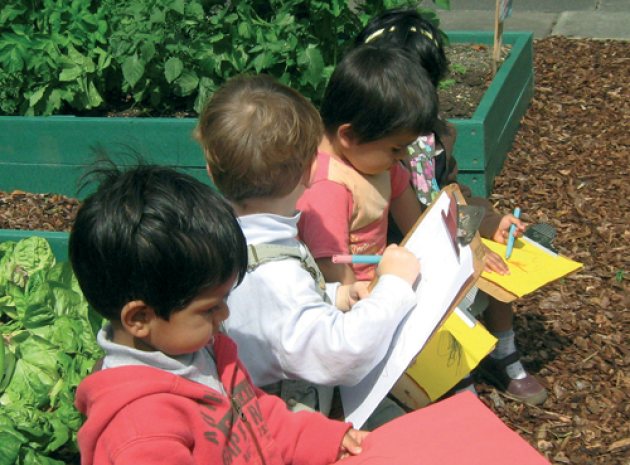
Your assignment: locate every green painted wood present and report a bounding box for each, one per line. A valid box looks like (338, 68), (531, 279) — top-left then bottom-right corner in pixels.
(0, 164), (211, 198)
(459, 70), (535, 198)
(447, 31), (534, 176)
(457, 172), (490, 199)
(0, 116), (205, 196)
(0, 230), (70, 262)
(0, 116), (200, 165)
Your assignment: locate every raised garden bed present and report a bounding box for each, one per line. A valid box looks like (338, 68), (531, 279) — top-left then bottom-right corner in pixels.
(0, 31), (534, 262)
(447, 31), (534, 197)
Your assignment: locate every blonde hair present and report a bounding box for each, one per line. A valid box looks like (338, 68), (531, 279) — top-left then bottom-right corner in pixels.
(195, 75), (323, 202)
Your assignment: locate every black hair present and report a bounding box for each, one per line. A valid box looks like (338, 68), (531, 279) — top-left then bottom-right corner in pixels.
(320, 44), (438, 144)
(354, 8), (448, 88)
(69, 163), (248, 321)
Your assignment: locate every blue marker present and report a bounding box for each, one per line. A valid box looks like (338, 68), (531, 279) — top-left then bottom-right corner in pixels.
(332, 254), (381, 264)
(505, 207), (521, 260)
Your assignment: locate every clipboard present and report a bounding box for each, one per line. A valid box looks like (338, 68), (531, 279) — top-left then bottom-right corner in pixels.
(477, 275), (518, 302)
(478, 237), (583, 302)
(389, 184), (488, 409)
(400, 184), (486, 345)
(341, 185), (487, 425)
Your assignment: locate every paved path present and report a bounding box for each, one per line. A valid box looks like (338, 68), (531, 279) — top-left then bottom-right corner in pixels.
(425, 0), (630, 39)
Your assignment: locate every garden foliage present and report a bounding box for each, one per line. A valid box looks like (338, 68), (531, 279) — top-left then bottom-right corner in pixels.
(0, 237), (103, 465)
(0, 0), (448, 116)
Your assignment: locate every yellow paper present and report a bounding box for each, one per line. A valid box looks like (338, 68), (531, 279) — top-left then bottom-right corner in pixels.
(405, 309), (497, 401)
(481, 238), (583, 297)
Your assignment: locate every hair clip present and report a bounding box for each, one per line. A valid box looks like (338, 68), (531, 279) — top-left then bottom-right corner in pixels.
(364, 28), (385, 43)
(364, 26), (399, 44)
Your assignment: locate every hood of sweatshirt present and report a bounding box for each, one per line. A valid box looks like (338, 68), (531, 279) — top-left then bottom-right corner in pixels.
(74, 334), (241, 464)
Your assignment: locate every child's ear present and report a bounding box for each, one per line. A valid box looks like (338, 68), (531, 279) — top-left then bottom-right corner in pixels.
(120, 300), (155, 338)
(337, 123), (358, 149)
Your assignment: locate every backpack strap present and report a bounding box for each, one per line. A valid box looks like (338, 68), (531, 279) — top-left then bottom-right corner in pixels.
(247, 243), (330, 303)
(248, 242), (335, 415)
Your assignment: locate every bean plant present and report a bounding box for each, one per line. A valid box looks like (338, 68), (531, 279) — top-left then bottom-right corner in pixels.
(0, 0), (449, 116)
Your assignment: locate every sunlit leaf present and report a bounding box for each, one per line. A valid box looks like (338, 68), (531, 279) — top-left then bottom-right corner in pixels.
(164, 57), (183, 83)
(122, 54), (145, 88)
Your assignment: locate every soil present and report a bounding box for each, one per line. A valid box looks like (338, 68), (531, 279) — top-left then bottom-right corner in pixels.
(439, 42), (510, 118)
(0, 36), (629, 465)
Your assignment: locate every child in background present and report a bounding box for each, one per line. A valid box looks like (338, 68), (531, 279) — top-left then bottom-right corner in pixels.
(352, 8), (547, 405)
(70, 164), (367, 465)
(297, 44), (438, 285)
(196, 73), (421, 430)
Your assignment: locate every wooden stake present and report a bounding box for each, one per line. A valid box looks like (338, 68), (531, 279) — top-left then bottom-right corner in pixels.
(492, 0), (503, 76)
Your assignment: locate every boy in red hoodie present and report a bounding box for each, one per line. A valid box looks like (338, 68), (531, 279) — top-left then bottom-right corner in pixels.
(70, 164), (366, 465)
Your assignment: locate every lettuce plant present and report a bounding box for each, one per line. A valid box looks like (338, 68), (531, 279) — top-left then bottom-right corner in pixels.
(0, 237), (103, 465)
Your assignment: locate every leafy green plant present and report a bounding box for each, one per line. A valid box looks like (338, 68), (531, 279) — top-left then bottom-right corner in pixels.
(0, 0), (111, 115)
(100, 0), (367, 113)
(0, 0), (449, 116)
(0, 237), (103, 465)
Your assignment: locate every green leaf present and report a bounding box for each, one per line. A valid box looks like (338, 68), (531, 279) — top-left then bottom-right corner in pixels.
(169, 0), (185, 15)
(164, 57), (183, 83)
(0, 417), (25, 465)
(22, 446), (66, 465)
(28, 86), (48, 107)
(0, 341), (58, 409)
(122, 54), (145, 88)
(140, 42), (156, 63)
(59, 65), (82, 82)
(186, 2), (205, 19)
(12, 237), (55, 281)
(300, 46), (325, 88)
(86, 79), (103, 108)
(251, 51), (276, 73)
(174, 70), (199, 96)
(194, 76), (215, 113)
(149, 8), (166, 24)
(44, 89), (64, 115)
(0, 6), (26, 25)
(5, 48), (24, 73)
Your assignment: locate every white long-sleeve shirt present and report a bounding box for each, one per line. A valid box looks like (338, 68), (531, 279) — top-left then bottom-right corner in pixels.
(224, 212), (417, 387)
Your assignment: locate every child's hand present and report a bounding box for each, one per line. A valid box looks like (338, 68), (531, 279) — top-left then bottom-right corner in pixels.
(336, 282), (371, 311)
(338, 428), (369, 460)
(348, 281), (370, 306)
(492, 213), (526, 244)
(482, 244), (509, 275)
(377, 244), (420, 286)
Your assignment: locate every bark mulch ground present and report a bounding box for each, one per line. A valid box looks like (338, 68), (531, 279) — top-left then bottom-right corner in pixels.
(479, 36), (629, 465)
(0, 36), (628, 465)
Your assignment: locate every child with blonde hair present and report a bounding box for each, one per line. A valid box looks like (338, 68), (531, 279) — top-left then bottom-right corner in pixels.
(196, 73), (421, 429)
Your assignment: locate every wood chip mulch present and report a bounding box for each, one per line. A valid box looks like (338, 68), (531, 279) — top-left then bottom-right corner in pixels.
(0, 36), (628, 465)
(479, 36), (629, 465)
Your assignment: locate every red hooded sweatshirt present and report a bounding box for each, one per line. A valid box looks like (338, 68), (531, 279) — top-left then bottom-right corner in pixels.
(75, 334), (351, 465)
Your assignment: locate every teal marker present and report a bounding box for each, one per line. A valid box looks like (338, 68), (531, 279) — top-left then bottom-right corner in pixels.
(332, 254), (381, 264)
(505, 207), (521, 260)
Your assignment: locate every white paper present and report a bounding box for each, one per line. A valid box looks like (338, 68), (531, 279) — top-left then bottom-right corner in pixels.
(341, 191), (475, 427)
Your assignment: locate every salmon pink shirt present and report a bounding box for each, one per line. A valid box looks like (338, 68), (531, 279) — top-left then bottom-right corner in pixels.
(297, 151), (411, 281)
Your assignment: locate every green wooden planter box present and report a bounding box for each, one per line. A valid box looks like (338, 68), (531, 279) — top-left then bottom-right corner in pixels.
(446, 31), (534, 197)
(0, 117), (204, 197)
(0, 31), (534, 261)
